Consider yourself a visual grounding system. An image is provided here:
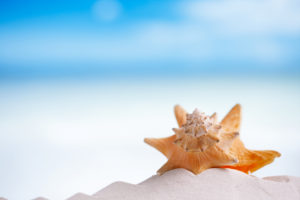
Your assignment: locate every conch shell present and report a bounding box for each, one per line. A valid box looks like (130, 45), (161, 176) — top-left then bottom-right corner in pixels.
(144, 104), (281, 175)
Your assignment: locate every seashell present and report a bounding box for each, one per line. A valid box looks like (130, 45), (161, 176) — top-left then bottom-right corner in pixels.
(144, 104), (281, 175)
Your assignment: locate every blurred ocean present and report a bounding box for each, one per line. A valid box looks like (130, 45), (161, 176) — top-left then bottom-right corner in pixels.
(0, 76), (300, 199)
(1, 0), (300, 199)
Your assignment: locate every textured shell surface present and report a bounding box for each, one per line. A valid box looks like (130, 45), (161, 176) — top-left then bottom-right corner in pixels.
(173, 108), (222, 152)
(144, 104), (281, 175)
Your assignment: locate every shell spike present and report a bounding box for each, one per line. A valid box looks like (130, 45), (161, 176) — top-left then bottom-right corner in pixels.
(210, 112), (217, 123)
(172, 128), (185, 138)
(174, 105), (187, 127)
(144, 136), (175, 158)
(221, 104), (241, 132)
(192, 108), (200, 115)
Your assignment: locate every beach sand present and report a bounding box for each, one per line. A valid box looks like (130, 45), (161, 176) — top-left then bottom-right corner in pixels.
(28, 168), (300, 199)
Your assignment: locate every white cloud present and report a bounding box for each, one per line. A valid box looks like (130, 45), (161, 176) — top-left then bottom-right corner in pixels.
(0, 0), (298, 66)
(182, 0), (300, 35)
(92, 0), (122, 22)
(0, 23), (211, 65)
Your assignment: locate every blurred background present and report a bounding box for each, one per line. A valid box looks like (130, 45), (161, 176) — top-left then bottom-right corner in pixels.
(0, 0), (300, 199)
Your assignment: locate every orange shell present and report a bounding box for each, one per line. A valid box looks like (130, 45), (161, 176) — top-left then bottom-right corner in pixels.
(144, 104), (280, 175)
(220, 105), (281, 173)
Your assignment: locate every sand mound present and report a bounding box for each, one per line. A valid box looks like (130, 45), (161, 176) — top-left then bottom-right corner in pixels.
(66, 193), (96, 200)
(91, 168), (300, 200)
(32, 198), (49, 200)
(18, 168), (300, 200)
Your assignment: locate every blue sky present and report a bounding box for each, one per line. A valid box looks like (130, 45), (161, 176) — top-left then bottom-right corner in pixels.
(0, 0), (300, 78)
(1, 2), (300, 199)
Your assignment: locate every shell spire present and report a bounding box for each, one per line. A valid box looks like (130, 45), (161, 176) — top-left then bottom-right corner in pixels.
(144, 104), (281, 175)
(173, 108), (221, 152)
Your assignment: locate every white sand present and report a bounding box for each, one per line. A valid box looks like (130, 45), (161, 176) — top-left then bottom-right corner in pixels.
(23, 169), (300, 199)
(66, 193), (96, 200)
(32, 197), (49, 200)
